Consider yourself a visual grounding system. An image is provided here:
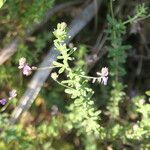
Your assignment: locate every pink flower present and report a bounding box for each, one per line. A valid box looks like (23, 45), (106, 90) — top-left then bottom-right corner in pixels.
(0, 90), (17, 106)
(22, 64), (32, 76)
(96, 67), (109, 85)
(0, 99), (7, 105)
(101, 76), (108, 85)
(101, 67), (109, 76)
(18, 57), (32, 76)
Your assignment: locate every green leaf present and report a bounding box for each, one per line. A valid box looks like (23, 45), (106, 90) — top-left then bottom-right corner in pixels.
(53, 61), (63, 67)
(145, 90), (150, 96)
(0, 0), (6, 8)
(65, 88), (80, 99)
(58, 67), (65, 74)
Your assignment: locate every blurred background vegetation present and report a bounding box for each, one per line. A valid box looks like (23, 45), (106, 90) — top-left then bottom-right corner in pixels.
(0, 0), (150, 149)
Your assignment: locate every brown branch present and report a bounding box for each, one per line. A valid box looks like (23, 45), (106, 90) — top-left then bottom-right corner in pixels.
(10, 0), (102, 124)
(0, 39), (19, 65)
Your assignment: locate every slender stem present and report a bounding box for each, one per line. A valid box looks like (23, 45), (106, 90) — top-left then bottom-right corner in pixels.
(123, 14), (150, 25)
(123, 16), (138, 25)
(53, 79), (74, 90)
(0, 102), (10, 112)
(37, 66), (60, 70)
(110, 0), (118, 81)
(79, 74), (98, 80)
(110, 0), (116, 41)
(110, 0), (114, 19)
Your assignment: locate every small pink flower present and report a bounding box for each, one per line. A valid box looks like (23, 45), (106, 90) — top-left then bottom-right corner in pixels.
(18, 57), (32, 76)
(23, 64), (32, 76)
(97, 67), (109, 85)
(101, 76), (108, 85)
(101, 67), (109, 76)
(0, 99), (7, 105)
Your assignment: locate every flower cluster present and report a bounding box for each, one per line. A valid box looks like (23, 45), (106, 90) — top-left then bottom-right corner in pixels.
(92, 67), (109, 85)
(0, 89), (17, 106)
(18, 57), (35, 76)
(51, 72), (59, 80)
(0, 99), (7, 105)
(97, 67), (109, 85)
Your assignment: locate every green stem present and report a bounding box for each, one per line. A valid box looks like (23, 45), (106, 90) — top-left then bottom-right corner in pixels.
(53, 79), (74, 90)
(37, 66), (60, 70)
(123, 14), (150, 25)
(110, 0), (114, 19)
(110, 0), (117, 42)
(0, 102), (10, 112)
(123, 15), (139, 25)
(79, 74), (98, 80)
